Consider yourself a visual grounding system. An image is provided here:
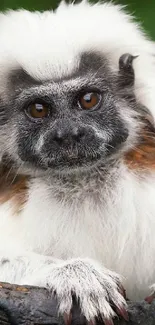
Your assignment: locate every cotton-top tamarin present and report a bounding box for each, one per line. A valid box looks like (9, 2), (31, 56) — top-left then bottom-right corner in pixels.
(0, 1), (155, 324)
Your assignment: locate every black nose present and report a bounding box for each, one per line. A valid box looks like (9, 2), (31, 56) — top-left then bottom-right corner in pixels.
(52, 127), (85, 145)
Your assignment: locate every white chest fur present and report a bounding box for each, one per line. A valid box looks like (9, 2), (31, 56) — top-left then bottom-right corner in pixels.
(0, 164), (155, 300)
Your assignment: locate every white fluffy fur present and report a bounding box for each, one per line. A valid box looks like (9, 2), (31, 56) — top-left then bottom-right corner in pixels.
(0, 0), (155, 320)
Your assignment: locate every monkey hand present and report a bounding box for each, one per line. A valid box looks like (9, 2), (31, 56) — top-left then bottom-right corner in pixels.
(22, 258), (128, 324)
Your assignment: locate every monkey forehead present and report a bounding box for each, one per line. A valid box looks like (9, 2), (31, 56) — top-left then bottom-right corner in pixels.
(0, 1), (153, 81)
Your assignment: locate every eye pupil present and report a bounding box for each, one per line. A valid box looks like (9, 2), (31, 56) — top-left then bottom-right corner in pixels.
(79, 92), (101, 110)
(35, 104), (44, 112)
(84, 94), (92, 103)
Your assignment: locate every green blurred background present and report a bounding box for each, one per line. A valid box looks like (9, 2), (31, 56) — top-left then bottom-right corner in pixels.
(0, 0), (155, 39)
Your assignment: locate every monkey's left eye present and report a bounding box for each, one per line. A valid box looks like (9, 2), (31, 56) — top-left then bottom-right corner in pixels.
(78, 92), (101, 110)
(25, 103), (49, 119)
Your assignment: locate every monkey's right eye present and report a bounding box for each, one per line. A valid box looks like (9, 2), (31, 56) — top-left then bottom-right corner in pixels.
(25, 103), (49, 119)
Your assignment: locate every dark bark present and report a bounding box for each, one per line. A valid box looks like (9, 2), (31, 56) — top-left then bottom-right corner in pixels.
(0, 282), (154, 325)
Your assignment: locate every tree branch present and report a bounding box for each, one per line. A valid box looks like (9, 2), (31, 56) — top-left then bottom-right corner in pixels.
(0, 282), (154, 325)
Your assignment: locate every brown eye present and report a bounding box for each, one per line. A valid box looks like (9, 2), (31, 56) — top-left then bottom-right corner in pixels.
(79, 92), (101, 110)
(26, 103), (49, 119)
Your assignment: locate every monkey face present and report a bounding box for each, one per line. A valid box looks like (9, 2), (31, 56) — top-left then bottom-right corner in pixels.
(0, 52), (138, 174)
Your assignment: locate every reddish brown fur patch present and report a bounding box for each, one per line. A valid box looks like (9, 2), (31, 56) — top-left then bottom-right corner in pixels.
(0, 164), (29, 214)
(125, 134), (155, 170)
(125, 110), (155, 171)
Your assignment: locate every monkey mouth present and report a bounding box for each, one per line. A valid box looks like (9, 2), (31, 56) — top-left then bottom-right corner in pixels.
(45, 150), (102, 169)
(34, 139), (123, 171)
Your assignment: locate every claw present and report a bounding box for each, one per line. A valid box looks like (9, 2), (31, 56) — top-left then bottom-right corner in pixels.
(63, 312), (72, 325)
(116, 307), (129, 321)
(119, 285), (127, 300)
(88, 320), (96, 325)
(145, 292), (155, 304)
(104, 319), (114, 325)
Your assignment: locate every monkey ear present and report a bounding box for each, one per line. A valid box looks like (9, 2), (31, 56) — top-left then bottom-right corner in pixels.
(119, 53), (138, 71)
(118, 53), (138, 87)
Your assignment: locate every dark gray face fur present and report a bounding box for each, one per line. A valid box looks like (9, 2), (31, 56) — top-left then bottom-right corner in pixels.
(0, 52), (136, 173)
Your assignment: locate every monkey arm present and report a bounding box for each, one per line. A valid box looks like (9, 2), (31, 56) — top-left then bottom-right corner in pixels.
(0, 282), (154, 325)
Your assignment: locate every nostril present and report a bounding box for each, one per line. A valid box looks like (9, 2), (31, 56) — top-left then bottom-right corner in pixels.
(52, 131), (63, 144)
(52, 127), (86, 145)
(72, 128), (85, 141)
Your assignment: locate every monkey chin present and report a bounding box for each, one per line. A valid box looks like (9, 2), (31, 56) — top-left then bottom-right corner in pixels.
(43, 151), (118, 177)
